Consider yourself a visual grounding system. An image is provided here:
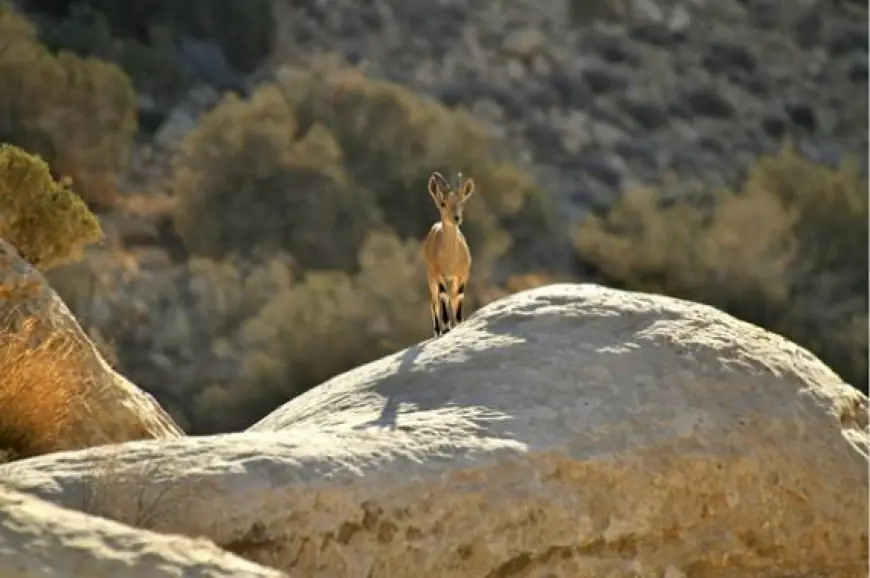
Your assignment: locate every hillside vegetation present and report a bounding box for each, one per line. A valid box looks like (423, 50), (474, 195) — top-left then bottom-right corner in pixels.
(0, 0), (866, 433)
(0, 4), (136, 208)
(575, 145), (868, 390)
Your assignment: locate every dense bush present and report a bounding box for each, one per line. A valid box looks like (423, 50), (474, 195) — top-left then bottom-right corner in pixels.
(575, 145), (868, 391)
(172, 64), (559, 277)
(190, 230), (431, 432)
(43, 230), (429, 433)
(0, 144), (103, 270)
(74, 0), (273, 72)
(0, 3), (137, 208)
(171, 85), (383, 271)
(31, 2), (184, 103)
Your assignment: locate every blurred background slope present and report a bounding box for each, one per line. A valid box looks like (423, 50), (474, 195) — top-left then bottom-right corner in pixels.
(1, 0), (866, 433)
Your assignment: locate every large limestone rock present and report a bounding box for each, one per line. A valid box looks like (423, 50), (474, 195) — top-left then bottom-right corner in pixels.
(3, 284), (866, 577)
(0, 239), (183, 461)
(0, 485), (286, 577)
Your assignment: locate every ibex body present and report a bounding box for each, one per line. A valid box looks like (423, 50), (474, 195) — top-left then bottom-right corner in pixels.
(423, 171), (475, 338)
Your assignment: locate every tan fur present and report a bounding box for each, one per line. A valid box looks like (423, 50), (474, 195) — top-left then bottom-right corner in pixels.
(422, 171), (475, 337)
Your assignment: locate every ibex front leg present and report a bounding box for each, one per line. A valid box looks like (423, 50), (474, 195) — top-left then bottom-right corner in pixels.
(454, 281), (466, 326)
(427, 278), (445, 338)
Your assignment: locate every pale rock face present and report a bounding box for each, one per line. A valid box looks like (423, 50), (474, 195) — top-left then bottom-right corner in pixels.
(4, 284), (866, 577)
(0, 486), (286, 578)
(0, 239), (184, 460)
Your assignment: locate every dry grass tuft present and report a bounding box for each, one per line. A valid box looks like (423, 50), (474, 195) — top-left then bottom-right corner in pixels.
(80, 450), (221, 533)
(0, 323), (87, 461)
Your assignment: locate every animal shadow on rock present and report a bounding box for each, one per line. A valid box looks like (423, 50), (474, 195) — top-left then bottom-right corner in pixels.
(352, 294), (692, 453)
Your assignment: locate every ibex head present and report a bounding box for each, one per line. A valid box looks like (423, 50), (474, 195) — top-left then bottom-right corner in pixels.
(427, 171), (475, 227)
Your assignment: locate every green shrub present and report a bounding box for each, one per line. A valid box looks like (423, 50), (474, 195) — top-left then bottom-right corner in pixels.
(575, 144), (868, 391)
(0, 144), (103, 269)
(172, 64), (559, 275)
(280, 66), (556, 264)
(33, 3), (184, 103)
(171, 85), (383, 271)
(183, 231), (431, 431)
(0, 4), (137, 208)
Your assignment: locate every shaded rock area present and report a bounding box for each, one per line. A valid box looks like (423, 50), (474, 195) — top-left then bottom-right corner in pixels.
(4, 284), (866, 577)
(0, 485), (286, 577)
(0, 239), (184, 461)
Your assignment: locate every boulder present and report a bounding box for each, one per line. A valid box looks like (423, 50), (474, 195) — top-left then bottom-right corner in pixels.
(0, 485), (286, 577)
(0, 239), (184, 461)
(3, 284), (866, 577)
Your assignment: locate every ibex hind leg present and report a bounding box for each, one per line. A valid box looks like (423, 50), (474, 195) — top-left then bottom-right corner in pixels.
(455, 283), (466, 325)
(430, 303), (442, 338)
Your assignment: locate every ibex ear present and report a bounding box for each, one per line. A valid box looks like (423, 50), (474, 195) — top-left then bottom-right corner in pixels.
(428, 172), (446, 204)
(460, 177), (475, 200)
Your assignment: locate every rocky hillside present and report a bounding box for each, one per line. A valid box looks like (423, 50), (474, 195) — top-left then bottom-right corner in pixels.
(269, 0), (868, 215)
(23, 0), (867, 216)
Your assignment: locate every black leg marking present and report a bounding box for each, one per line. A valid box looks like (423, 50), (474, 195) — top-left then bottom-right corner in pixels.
(439, 298), (450, 327)
(455, 285), (465, 324)
(431, 308), (440, 338)
(436, 282), (450, 334)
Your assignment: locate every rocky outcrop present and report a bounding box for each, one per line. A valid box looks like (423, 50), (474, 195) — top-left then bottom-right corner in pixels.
(0, 485), (285, 577)
(3, 284), (866, 577)
(0, 239), (184, 460)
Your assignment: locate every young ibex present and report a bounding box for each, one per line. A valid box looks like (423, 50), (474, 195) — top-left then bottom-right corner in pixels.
(423, 171), (475, 338)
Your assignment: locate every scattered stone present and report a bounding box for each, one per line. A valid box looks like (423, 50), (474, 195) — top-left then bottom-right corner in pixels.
(684, 87), (736, 119)
(502, 26), (547, 59)
(581, 66), (631, 95)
